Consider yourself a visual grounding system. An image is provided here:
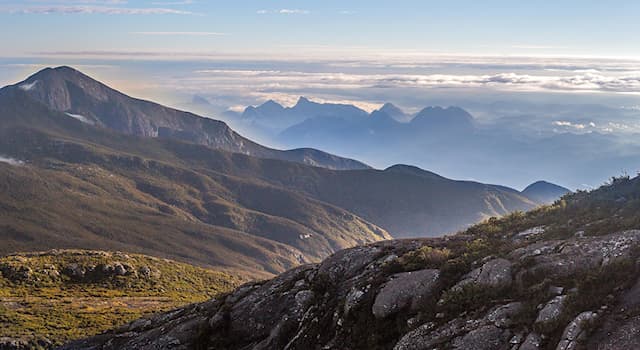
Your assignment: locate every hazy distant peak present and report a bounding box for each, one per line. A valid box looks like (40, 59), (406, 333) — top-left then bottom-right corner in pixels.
(522, 180), (571, 204)
(256, 99), (285, 113)
(522, 180), (571, 193)
(261, 99), (283, 107)
(294, 96), (313, 107)
(380, 102), (401, 111)
(378, 102), (408, 121)
(411, 105), (474, 129)
(191, 95), (211, 105)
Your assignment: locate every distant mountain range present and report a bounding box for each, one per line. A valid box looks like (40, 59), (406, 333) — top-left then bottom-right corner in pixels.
(240, 96), (369, 133)
(235, 98), (474, 140)
(227, 97), (635, 190)
(0, 67), (567, 277)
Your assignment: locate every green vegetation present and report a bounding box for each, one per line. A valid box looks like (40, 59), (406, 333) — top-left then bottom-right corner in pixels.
(466, 174), (640, 240)
(395, 246), (451, 271)
(0, 250), (241, 347)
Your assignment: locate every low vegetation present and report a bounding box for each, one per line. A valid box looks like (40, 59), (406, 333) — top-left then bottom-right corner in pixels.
(0, 250), (241, 347)
(465, 175), (640, 240)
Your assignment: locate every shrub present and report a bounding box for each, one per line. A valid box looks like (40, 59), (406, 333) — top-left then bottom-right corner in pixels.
(396, 246), (451, 271)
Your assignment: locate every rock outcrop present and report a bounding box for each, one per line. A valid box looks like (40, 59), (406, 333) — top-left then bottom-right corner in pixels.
(61, 230), (640, 349)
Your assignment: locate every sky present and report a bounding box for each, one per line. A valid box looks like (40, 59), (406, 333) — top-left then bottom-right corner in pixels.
(2, 1), (640, 104)
(1, 0), (640, 58)
(1, 0), (640, 189)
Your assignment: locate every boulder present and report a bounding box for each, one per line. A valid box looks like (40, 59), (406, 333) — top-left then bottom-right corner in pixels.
(519, 333), (542, 350)
(556, 311), (597, 350)
(372, 269), (440, 318)
(62, 263), (86, 280)
(486, 302), (524, 328)
(513, 231), (640, 281)
(536, 295), (567, 324)
(0, 264), (32, 282)
(451, 324), (511, 350)
(453, 258), (512, 290)
(394, 318), (480, 350)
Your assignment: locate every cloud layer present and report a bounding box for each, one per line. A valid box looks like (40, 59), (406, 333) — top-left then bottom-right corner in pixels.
(189, 69), (640, 94)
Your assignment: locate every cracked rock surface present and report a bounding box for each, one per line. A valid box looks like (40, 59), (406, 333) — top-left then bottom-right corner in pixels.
(61, 230), (640, 350)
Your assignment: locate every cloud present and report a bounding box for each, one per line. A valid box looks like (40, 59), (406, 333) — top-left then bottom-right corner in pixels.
(132, 31), (226, 36)
(257, 9), (310, 15)
(279, 9), (309, 14)
(553, 121), (588, 129)
(1, 5), (193, 15)
(0, 156), (24, 166)
(195, 69), (640, 93)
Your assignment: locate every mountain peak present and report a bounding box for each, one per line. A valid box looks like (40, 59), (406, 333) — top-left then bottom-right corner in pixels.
(411, 106), (474, 130)
(15, 65), (108, 111)
(259, 99), (285, 111)
(522, 180), (571, 204)
(53, 65), (79, 73)
(29, 66), (82, 80)
(261, 99), (281, 107)
(294, 96), (314, 107)
(379, 102), (401, 113)
(378, 102), (408, 122)
(9, 67), (371, 172)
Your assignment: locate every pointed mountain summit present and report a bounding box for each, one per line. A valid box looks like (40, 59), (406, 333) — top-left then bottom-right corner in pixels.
(293, 96), (313, 107)
(10, 66), (369, 170)
(378, 102), (410, 122)
(291, 96), (368, 119)
(240, 96), (369, 132)
(259, 99), (286, 113)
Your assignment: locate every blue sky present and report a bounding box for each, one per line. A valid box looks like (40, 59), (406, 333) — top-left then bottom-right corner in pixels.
(1, 0), (640, 58)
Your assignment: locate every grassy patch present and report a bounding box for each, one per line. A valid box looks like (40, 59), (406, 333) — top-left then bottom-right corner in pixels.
(0, 250), (241, 347)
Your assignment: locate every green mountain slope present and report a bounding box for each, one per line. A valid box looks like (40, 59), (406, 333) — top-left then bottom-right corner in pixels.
(0, 87), (390, 276)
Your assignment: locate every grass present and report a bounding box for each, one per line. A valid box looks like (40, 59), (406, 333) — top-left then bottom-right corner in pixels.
(0, 250), (242, 347)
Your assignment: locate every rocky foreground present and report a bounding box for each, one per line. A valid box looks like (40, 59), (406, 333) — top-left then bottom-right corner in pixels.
(62, 228), (640, 350)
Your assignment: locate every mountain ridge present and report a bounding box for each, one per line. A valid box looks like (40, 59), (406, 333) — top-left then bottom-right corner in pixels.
(12, 66), (370, 171)
(0, 85), (390, 277)
(0, 67), (566, 277)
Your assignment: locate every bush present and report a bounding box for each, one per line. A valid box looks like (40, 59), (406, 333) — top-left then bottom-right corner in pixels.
(396, 246), (451, 271)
